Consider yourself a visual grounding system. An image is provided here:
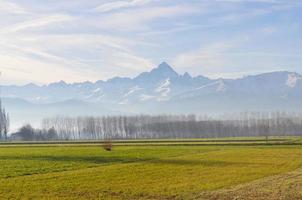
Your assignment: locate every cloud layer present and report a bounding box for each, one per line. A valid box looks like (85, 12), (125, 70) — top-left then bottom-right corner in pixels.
(0, 0), (301, 84)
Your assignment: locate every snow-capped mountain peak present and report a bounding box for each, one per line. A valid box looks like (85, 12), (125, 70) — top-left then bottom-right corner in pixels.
(1, 63), (302, 116)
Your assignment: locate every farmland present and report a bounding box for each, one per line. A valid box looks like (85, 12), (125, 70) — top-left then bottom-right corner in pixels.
(1, 137), (302, 199)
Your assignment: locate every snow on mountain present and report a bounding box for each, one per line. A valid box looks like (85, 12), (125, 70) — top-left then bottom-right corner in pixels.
(123, 86), (142, 98)
(286, 73), (302, 88)
(92, 88), (101, 93)
(155, 78), (171, 101)
(172, 80), (225, 100)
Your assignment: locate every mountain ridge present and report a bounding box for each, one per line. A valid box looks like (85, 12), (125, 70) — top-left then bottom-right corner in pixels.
(1, 62), (302, 104)
(3, 62), (300, 88)
(1, 62), (302, 129)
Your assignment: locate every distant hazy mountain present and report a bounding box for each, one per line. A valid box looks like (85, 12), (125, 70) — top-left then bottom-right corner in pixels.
(1, 62), (302, 129)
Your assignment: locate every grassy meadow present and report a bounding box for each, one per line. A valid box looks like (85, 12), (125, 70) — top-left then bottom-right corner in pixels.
(1, 137), (302, 199)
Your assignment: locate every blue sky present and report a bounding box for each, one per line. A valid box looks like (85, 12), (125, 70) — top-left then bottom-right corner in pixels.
(0, 0), (302, 84)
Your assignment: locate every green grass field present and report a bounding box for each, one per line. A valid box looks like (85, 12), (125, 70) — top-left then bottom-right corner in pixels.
(1, 137), (302, 199)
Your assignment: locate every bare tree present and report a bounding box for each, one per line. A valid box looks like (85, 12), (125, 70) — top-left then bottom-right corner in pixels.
(0, 100), (9, 141)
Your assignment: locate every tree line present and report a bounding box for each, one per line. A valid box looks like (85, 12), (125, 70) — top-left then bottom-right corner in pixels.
(39, 112), (302, 140)
(0, 100), (9, 140)
(10, 124), (58, 141)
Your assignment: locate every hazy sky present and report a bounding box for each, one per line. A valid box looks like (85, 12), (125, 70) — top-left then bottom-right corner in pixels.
(0, 0), (302, 85)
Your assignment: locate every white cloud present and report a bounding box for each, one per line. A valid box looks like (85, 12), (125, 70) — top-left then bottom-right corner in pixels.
(261, 26), (277, 35)
(172, 37), (250, 77)
(0, 0), (301, 84)
(0, 0), (29, 14)
(0, 14), (74, 34)
(212, 0), (302, 24)
(215, 0), (280, 3)
(172, 28), (302, 79)
(95, 5), (197, 31)
(0, 31), (154, 83)
(173, 42), (239, 68)
(217, 8), (272, 23)
(93, 0), (153, 13)
(0, 54), (93, 85)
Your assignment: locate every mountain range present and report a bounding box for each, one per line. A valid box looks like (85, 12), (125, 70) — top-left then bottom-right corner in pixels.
(1, 62), (302, 129)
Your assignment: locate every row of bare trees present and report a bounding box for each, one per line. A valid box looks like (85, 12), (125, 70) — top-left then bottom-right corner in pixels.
(41, 112), (302, 140)
(0, 100), (9, 140)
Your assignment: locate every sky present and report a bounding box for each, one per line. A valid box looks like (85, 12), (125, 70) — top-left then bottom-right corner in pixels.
(0, 0), (302, 85)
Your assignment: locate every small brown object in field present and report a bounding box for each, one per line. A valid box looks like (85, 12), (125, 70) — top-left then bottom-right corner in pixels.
(102, 140), (113, 151)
